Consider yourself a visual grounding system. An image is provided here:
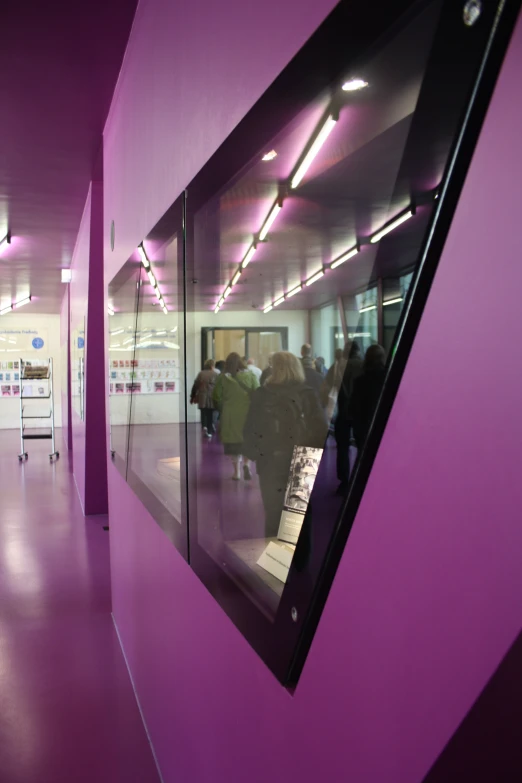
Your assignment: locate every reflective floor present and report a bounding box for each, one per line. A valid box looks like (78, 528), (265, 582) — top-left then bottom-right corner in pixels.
(0, 430), (158, 783)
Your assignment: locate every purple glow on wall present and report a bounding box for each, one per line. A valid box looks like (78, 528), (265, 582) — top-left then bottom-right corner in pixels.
(104, 3), (522, 783)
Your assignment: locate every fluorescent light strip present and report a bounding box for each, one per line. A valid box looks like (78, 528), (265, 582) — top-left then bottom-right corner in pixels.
(154, 287), (162, 301)
(223, 286), (232, 299)
(258, 203), (282, 241)
(286, 284), (302, 298)
(218, 297), (225, 307)
(359, 305), (377, 313)
(156, 331), (167, 336)
(331, 246), (358, 269)
(122, 337), (134, 344)
(291, 116), (337, 189)
(108, 307), (115, 316)
(14, 296), (31, 308)
(383, 297), (404, 307)
(0, 305), (13, 316)
(138, 244), (150, 269)
(162, 306), (168, 314)
(241, 245), (256, 269)
(263, 305), (273, 313)
(147, 270), (157, 287)
(214, 305), (220, 314)
(371, 210), (413, 244)
(232, 270), (242, 285)
(111, 329), (124, 336)
(273, 296), (285, 307)
(305, 270), (324, 287)
(111, 344), (121, 348)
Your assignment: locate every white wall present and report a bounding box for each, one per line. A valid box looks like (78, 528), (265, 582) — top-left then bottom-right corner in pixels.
(0, 313), (62, 430)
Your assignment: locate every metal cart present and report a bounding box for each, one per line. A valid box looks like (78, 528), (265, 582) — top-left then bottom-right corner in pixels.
(18, 357), (59, 462)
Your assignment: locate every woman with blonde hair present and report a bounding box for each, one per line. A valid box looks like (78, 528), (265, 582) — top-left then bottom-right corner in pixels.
(213, 352), (258, 480)
(243, 351), (327, 536)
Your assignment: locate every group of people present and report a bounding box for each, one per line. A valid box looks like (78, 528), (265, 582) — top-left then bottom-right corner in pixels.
(190, 341), (386, 535)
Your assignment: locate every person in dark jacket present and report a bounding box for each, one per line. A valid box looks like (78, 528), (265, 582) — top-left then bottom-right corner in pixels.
(349, 344), (386, 451)
(300, 343), (323, 398)
(190, 359), (218, 438)
(243, 351), (327, 537)
(332, 341), (363, 491)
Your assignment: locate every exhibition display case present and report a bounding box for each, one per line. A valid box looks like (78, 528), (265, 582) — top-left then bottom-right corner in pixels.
(107, 0), (515, 682)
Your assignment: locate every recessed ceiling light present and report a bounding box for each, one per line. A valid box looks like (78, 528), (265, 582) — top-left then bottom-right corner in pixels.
(262, 150), (277, 161)
(342, 78), (368, 92)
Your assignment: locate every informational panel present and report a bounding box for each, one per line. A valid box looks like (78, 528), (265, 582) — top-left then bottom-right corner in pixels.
(0, 326), (49, 399)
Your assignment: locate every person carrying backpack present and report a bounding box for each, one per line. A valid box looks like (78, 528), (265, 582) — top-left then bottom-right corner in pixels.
(243, 351), (327, 537)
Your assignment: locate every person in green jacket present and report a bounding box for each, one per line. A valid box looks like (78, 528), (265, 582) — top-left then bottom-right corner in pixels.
(213, 352), (259, 480)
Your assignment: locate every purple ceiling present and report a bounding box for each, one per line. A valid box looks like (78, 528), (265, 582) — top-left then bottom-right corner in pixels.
(0, 0), (138, 315)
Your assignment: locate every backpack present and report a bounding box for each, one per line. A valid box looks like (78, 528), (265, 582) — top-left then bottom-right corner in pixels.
(262, 388), (308, 455)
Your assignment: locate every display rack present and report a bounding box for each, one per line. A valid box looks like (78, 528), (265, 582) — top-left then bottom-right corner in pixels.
(18, 357), (59, 462)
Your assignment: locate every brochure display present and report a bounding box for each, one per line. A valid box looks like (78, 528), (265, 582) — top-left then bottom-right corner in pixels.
(18, 357), (59, 462)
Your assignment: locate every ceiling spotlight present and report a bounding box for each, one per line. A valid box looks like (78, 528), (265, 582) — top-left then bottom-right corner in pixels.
(61, 269), (72, 283)
(262, 150), (278, 161)
(342, 77), (368, 91)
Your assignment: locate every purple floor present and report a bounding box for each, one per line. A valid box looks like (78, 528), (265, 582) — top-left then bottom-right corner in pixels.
(0, 430), (159, 783)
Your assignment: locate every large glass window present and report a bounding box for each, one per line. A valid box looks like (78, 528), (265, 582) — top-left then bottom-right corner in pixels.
(106, 0), (515, 682)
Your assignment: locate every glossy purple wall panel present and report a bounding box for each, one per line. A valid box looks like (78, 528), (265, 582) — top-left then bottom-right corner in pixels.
(70, 190), (91, 510)
(106, 5), (522, 783)
(71, 184), (108, 515)
(103, 0), (338, 280)
(59, 286), (72, 451)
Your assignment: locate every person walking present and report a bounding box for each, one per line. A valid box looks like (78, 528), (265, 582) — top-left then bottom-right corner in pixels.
(326, 341), (363, 493)
(349, 344), (386, 450)
(300, 343), (323, 398)
(243, 351), (327, 537)
(213, 352), (258, 480)
(190, 359), (218, 439)
(246, 358), (262, 381)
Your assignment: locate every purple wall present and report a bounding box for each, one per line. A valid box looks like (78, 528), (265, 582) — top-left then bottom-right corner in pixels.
(60, 285), (73, 452)
(105, 3), (522, 783)
(70, 183), (108, 515)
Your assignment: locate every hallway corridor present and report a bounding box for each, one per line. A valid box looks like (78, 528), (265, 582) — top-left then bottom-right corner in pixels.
(0, 431), (159, 782)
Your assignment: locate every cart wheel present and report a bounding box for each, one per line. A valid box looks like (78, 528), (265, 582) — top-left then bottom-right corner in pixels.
(25, 453), (28, 458)
(56, 452), (60, 458)
(18, 455), (22, 462)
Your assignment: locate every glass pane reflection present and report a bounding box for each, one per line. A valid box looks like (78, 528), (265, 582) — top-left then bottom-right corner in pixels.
(187, 0), (444, 620)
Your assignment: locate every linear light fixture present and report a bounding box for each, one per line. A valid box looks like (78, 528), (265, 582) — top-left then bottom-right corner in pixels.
(305, 270), (325, 287)
(0, 233), (10, 252)
(263, 305), (273, 313)
(273, 296), (285, 307)
(331, 246), (359, 269)
(241, 245), (257, 269)
(286, 284), (302, 298)
(108, 306), (115, 316)
(162, 306), (168, 314)
(14, 296), (32, 308)
(154, 286), (162, 301)
(111, 329), (125, 336)
(0, 304), (13, 316)
(232, 270), (242, 285)
(147, 269), (157, 287)
(156, 331), (167, 336)
(218, 297), (225, 307)
(258, 203), (282, 241)
(383, 297), (404, 307)
(214, 305), (220, 314)
(223, 285), (232, 299)
(123, 337), (134, 344)
(61, 269), (72, 283)
(359, 304), (377, 313)
(110, 343), (121, 348)
(291, 115), (337, 189)
(371, 209), (413, 244)
(138, 244), (150, 269)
